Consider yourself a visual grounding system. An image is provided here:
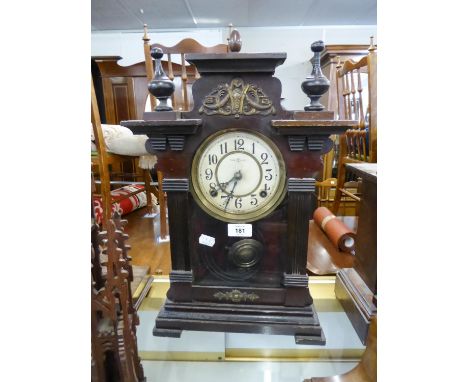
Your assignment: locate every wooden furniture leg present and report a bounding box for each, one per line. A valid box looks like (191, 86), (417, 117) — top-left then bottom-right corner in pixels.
(91, 80), (112, 227)
(143, 169), (153, 215)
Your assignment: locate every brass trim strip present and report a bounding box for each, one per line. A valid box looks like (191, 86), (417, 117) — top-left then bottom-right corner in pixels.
(138, 351), (224, 361)
(225, 348), (364, 360)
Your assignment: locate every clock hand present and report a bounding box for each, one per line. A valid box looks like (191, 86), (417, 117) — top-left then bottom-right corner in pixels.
(223, 179), (239, 211)
(216, 170), (242, 192)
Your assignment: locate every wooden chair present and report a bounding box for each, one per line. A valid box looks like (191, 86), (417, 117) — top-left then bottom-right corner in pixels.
(316, 178), (361, 216)
(91, 77), (157, 227)
(142, 25), (228, 112)
(316, 178), (338, 209)
(331, 38), (377, 215)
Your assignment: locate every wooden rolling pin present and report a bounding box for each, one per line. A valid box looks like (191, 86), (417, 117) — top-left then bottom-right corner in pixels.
(313, 207), (356, 253)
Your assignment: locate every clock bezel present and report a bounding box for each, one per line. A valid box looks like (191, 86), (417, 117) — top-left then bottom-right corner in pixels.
(191, 128), (287, 223)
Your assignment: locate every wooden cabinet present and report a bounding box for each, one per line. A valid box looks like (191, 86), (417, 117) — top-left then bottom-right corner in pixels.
(92, 56), (149, 124)
(335, 163), (377, 344)
(92, 56), (197, 124)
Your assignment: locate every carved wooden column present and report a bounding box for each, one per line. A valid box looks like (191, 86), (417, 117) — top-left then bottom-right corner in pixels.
(283, 178), (315, 306)
(163, 178), (194, 302)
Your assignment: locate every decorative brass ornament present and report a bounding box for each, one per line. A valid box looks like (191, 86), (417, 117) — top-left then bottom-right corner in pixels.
(199, 78), (276, 118)
(213, 289), (260, 303)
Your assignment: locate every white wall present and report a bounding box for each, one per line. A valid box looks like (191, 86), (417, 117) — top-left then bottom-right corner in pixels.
(92, 25), (376, 110)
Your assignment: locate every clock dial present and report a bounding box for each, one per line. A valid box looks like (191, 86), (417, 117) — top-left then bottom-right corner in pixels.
(191, 130), (286, 222)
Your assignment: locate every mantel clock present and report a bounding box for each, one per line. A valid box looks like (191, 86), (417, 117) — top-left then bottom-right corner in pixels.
(123, 50), (356, 344)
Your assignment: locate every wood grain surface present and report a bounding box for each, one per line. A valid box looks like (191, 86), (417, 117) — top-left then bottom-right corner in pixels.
(124, 208), (172, 275)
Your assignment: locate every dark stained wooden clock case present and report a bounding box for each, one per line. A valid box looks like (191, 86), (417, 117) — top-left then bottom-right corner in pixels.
(123, 53), (354, 345)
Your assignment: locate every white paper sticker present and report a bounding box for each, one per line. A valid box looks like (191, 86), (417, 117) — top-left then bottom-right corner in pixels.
(199, 234), (215, 247)
(227, 224), (252, 237)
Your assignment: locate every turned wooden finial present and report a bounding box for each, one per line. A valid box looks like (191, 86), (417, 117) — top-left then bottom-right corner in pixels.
(142, 24), (150, 43)
(227, 23), (242, 52)
(301, 40), (330, 111)
(148, 47), (175, 111)
(368, 36), (376, 52)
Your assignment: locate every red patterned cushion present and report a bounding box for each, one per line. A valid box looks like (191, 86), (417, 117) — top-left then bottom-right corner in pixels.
(93, 185), (153, 225)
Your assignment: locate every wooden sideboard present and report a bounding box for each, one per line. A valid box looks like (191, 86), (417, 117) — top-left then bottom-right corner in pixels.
(92, 56), (149, 124)
(335, 163), (377, 344)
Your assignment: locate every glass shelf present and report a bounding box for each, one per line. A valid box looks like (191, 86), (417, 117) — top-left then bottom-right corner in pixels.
(136, 276), (365, 381)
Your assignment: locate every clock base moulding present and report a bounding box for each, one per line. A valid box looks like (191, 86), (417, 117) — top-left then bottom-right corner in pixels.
(155, 270), (324, 345)
(153, 299), (325, 345)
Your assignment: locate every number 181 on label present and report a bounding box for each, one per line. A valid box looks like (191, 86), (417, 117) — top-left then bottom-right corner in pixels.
(227, 224), (252, 237)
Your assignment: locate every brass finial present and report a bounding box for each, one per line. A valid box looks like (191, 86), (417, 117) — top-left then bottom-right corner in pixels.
(143, 24), (149, 42)
(369, 36), (376, 52)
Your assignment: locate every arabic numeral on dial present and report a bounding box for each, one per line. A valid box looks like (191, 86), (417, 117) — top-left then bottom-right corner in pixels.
(209, 182), (218, 191)
(209, 182), (218, 197)
(250, 195), (258, 205)
(219, 142), (227, 154)
(260, 152), (269, 165)
(234, 138), (244, 151)
(208, 154), (218, 165)
(260, 183), (271, 198)
(264, 169), (272, 181)
(235, 198), (243, 209)
(205, 168), (213, 180)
